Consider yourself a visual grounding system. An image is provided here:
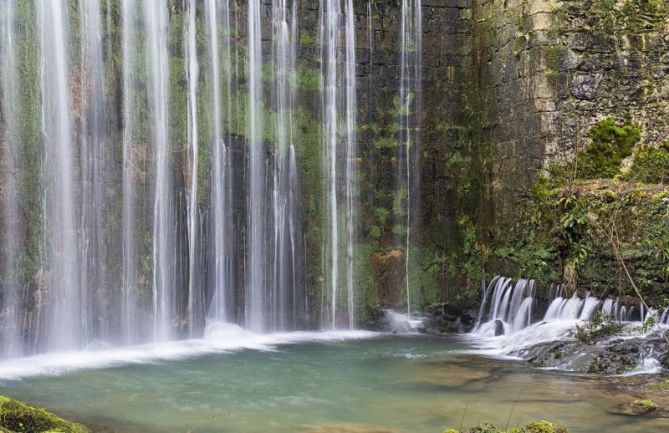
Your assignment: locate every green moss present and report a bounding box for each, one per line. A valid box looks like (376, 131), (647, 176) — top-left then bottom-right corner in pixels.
(392, 224), (407, 236)
(524, 421), (561, 433)
(373, 136), (397, 150)
(0, 396), (90, 433)
(15, 1), (44, 285)
(406, 246), (444, 309)
(295, 66), (321, 93)
(374, 208), (390, 225)
(299, 33), (316, 46)
(632, 399), (657, 412)
(445, 420), (568, 433)
(625, 146), (669, 183)
(576, 118), (641, 179)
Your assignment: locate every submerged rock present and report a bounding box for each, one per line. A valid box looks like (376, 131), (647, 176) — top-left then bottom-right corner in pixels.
(0, 395), (90, 433)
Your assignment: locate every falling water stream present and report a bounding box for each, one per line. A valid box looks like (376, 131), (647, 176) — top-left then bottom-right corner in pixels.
(247, 0), (266, 333)
(185, 0), (199, 338)
(0, 0), (21, 358)
(38, 0), (81, 352)
(398, 0), (422, 318)
(320, 0), (357, 329)
(0, 4), (666, 433)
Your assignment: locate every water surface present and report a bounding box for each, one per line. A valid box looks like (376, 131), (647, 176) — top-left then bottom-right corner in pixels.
(0, 334), (665, 433)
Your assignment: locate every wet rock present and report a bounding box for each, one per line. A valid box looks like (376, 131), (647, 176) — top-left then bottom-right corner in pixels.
(423, 303), (476, 334)
(493, 319), (504, 336)
(520, 335), (669, 375)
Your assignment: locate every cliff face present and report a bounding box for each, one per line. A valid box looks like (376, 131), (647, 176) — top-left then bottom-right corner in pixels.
(466, 0), (669, 231)
(451, 0), (669, 300)
(0, 1), (666, 336)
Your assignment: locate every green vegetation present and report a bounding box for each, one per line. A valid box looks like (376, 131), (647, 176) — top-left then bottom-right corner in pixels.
(0, 396), (90, 433)
(295, 66), (321, 93)
(576, 118), (641, 179)
(485, 119), (668, 298)
(626, 145), (669, 184)
(443, 421), (568, 433)
(575, 311), (622, 344)
(299, 33), (316, 46)
(632, 399), (657, 412)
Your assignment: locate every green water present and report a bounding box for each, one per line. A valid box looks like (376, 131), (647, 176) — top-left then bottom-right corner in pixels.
(0, 334), (665, 433)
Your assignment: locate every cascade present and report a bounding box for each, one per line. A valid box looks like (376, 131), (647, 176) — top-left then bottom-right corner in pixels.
(79, 0), (111, 343)
(397, 0), (422, 317)
(320, 0), (357, 329)
(270, 0), (301, 329)
(474, 276), (669, 339)
(145, 0), (175, 341)
(38, 0), (81, 352)
(0, 1), (436, 361)
(121, 0), (137, 344)
(206, 0), (233, 325)
(185, 0), (200, 337)
(247, 0), (265, 332)
(0, 0), (22, 358)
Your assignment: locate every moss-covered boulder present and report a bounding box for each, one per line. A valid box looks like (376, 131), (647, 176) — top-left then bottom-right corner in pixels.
(0, 396), (90, 433)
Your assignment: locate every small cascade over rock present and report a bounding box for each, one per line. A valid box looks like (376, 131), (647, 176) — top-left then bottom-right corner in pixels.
(470, 276), (669, 375)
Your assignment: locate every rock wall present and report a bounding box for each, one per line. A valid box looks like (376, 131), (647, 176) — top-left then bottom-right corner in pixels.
(466, 0), (669, 239)
(457, 0), (669, 301)
(0, 0), (667, 331)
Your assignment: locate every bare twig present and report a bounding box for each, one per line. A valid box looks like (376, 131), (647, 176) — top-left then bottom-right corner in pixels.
(458, 400), (470, 432)
(504, 391), (521, 431)
(575, 198), (669, 344)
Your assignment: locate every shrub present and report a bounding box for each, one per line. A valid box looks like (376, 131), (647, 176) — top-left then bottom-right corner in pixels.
(627, 146), (669, 183)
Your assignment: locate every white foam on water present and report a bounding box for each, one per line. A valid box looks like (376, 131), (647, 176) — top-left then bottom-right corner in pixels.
(383, 310), (425, 333)
(619, 357), (662, 377)
(0, 325), (378, 381)
(464, 319), (580, 358)
(468, 277), (669, 376)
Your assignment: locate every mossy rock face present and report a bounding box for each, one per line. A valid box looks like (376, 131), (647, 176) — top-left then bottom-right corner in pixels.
(0, 396), (90, 433)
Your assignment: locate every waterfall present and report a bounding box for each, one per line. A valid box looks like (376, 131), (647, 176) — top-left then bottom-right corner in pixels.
(247, 0), (266, 332)
(206, 0), (228, 325)
(121, 0), (143, 344)
(0, 0), (22, 358)
(79, 0), (110, 343)
(0, 0), (443, 361)
(398, 0), (422, 317)
(270, 0), (300, 330)
(320, 0), (357, 330)
(145, 0), (175, 341)
(37, 0), (81, 352)
(474, 276), (669, 338)
(185, 0), (200, 337)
